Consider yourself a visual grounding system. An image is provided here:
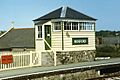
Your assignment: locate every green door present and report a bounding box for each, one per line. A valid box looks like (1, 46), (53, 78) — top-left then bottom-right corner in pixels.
(44, 25), (51, 50)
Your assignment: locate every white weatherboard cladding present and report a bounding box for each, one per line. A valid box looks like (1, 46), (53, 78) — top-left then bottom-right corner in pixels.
(42, 21), (52, 26)
(52, 31), (62, 50)
(36, 39), (44, 51)
(35, 20), (95, 52)
(52, 31), (95, 51)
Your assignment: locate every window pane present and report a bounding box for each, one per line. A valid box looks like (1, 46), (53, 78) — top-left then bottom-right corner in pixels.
(87, 22), (94, 30)
(79, 22), (95, 31)
(92, 23), (94, 30)
(86, 22), (89, 30)
(83, 22), (86, 30)
(54, 22), (61, 30)
(38, 26), (42, 38)
(64, 22), (71, 30)
(90, 23), (92, 30)
(79, 22), (84, 30)
(72, 22), (78, 30)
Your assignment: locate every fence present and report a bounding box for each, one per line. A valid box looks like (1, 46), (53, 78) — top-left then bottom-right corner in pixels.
(0, 51), (39, 71)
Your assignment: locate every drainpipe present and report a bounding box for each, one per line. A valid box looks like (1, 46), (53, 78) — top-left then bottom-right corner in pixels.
(61, 21), (64, 50)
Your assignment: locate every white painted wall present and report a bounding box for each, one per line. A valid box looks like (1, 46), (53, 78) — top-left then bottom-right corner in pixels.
(52, 31), (95, 51)
(35, 20), (96, 52)
(35, 21), (52, 52)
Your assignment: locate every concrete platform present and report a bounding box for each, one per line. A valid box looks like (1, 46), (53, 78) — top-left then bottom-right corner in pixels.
(1, 58), (120, 79)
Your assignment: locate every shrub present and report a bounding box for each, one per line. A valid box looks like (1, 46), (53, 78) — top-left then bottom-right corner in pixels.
(96, 46), (115, 52)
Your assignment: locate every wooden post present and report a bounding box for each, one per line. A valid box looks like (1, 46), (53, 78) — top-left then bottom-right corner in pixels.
(54, 51), (57, 66)
(61, 21), (64, 50)
(30, 51), (33, 66)
(98, 70), (100, 75)
(38, 51), (42, 66)
(44, 39), (56, 66)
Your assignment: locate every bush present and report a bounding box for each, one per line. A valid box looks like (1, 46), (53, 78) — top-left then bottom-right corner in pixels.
(96, 46), (115, 52)
(96, 46), (120, 57)
(96, 52), (116, 57)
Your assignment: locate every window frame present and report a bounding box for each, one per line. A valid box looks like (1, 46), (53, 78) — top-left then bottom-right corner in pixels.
(53, 22), (61, 31)
(71, 22), (79, 31)
(37, 26), (42, 39)
(64, 22), (79, 31)
(64, 22), (72, 31)
(79, 22), (95, 31)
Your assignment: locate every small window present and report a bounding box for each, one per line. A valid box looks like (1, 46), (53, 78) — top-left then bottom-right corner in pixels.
(79, 22), (95, 31)
(79, 22), (84, 30)
(64, 22), (71, 30)
(53, 22), (61, 31)
(72, 22), (78, 30)
(38, 26), (42, 38)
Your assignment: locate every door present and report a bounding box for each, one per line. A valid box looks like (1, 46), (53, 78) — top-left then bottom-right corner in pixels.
(44, 25), (51, 50)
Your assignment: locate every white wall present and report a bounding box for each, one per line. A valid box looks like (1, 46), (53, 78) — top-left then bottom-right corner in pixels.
(35, 21), (96, 52)
(35, 21), (52, 52)
(52, 31), (95, 51)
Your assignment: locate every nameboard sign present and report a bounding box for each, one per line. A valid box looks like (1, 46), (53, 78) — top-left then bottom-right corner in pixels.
(1, 55), (13, 64)
(72, 38), (88, 45)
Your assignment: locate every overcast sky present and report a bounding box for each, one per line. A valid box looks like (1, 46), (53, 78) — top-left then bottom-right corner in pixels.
(0, 0), (120, 31)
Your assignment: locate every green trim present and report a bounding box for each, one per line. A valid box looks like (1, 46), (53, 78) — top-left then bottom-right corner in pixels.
(72, 38), (88, 45)
(61, 22), (64, 50)
(44, 25), (51, 50)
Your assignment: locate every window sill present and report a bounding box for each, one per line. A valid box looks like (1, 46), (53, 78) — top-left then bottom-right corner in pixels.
(80, 30), (95, 31)
(64, 30), (79, 32)
(53, 30), (61, 32)
(36, 38), (43, 40)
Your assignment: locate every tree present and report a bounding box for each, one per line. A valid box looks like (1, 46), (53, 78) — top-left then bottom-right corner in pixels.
(0, 31), (6, 36)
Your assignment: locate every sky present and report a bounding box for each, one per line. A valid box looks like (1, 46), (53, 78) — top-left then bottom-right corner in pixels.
(0, 0), (120, 31)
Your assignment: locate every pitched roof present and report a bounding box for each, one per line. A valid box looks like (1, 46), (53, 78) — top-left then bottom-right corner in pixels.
(34, 7), (62, 21)
(0, 28), (35, 49)
(65, 7), (96, 20)
(33, 6), (96, 22)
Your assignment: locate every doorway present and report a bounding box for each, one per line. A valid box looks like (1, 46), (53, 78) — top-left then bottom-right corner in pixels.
(44, 25), (51, 50)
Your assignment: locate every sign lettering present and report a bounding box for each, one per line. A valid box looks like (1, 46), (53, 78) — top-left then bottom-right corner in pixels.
(1, 55), (13, 64)
(72, 38), (88, 45)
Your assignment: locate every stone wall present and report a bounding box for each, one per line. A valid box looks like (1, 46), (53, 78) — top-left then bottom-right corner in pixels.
(57, 50), (96, 65)
(41, 50), (96, 66)
(31, 50), (97, 80)
(41, 52), (54, 66)
(31, 69), (99, 80)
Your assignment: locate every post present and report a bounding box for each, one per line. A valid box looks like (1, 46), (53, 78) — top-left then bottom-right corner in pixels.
(54, 51), (57, 66)
(61, 21), (64, 50)
(30, 51), (33, 66)
(44, 39), (56, 66)
(38, 51), (42, 66)
(97, 70), (101, 76)
(116, 33), (120, 48)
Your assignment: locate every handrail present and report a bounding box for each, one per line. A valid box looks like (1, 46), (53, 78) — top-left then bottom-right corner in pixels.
(43, 39), (57, 66)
